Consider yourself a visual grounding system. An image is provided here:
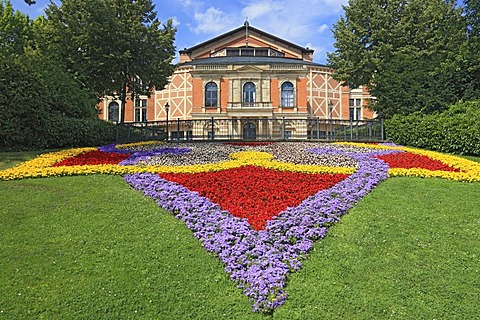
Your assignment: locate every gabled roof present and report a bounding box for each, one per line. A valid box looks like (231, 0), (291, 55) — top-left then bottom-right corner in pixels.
(179, 24), (314, 55)
(183, 56), (325, 67)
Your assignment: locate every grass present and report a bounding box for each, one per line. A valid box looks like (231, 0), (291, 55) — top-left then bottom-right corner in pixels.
(462, 155), (480, 163)
(0, 150), (479, 319)
(0, 150), (52, 171)
(0, 175), (261, 319)
(275, 177), (480, 319)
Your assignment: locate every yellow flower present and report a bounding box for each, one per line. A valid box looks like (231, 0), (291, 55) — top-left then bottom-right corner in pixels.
(116, 140), (164, 149)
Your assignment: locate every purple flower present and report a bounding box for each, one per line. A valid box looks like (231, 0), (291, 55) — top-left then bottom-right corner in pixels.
(122, 144), (391, 312)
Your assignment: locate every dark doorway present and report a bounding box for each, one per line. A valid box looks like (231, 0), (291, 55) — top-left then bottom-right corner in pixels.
(243, 122), (256, 139)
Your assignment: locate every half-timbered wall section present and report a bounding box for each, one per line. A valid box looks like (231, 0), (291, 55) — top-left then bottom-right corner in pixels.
(155, 66), (193, 121)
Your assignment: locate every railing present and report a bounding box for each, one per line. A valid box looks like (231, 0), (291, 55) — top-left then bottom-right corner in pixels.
(270, 64), (305, 70)
(227, 102), (273, 109)
(115, 117), (385, 143)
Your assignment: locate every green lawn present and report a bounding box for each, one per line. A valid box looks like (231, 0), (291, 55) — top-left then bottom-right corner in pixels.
(1, 150), (479, 319)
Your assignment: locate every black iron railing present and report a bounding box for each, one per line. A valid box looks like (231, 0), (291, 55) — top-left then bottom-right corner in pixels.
(115, 117), (385, 143)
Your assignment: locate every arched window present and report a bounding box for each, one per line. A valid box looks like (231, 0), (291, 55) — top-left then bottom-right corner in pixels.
(281, 81), (294, 107)
(243, 82), (256, 106)
(108, 101), (119, 122)
(205, 82), (218, 107)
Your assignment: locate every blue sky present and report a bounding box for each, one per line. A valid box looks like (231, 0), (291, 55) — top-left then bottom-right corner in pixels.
(11, 0), (465, 65)
(11, 0), (349, 64)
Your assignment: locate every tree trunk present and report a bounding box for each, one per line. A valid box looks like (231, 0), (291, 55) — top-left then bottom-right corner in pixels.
(120, 82), (127, 123)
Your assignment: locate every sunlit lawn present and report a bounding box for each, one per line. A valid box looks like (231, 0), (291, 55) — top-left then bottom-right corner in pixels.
(1, 150), (479, 319)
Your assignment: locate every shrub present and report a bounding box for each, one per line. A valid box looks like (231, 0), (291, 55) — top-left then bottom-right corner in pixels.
(386, 101), (480, 156)
(0, 55), (115, 152)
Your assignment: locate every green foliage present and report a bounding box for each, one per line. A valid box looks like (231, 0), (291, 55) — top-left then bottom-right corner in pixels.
(0, 54), (115, 151)
(0, 3), (117, 151)
(36, 117), (116, 149)
(386, 100), (480, 155)
(0, 54), (51, 149)
(26, 48), (99, 119)
(45, 0), (177, 123)
(328, 0), (466, 117)
(0, 1), (32, 56)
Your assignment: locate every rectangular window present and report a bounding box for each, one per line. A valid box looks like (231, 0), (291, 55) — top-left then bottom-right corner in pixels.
(134, 99), (147, 122)
(206, 91), (218, 107)
(349, 99), (354, 107)
(226, 49), (239, 56)
(356, 108), (362, 120)
(349, 107), (354, 121)
(255, 49), (268, 56)
(356, 99), (361, 106)
(281, 92), (294, 107)
(171, 131), (185, 140)
(242, 49), (254, 56)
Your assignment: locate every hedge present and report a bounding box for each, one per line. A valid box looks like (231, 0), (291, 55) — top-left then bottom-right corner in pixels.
(0, 54), (116, 152)
(0, 115), (116, 152)
(386, 101), (480, 156)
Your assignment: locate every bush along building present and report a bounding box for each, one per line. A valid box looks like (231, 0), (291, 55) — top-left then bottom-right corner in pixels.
(97, 22), (376, 140)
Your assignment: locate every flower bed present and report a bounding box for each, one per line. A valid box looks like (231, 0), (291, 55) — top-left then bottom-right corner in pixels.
(124, 148), (389, 311)
(53, 150), (131, 166)
(1, 141), (480, 311)
(159, 165), (349, 230)
(374, 152), (460, 171)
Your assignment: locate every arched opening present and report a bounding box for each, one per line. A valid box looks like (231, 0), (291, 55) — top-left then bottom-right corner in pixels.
(281, 81), (294, 107)
(108, 101), (119, 122)
(243, 82), (256, 107)
(205, 82), (218, 107)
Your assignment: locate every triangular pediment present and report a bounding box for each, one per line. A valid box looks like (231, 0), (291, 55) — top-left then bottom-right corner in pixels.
(179, 25), (314, 63)
(235, 65), (265, 72)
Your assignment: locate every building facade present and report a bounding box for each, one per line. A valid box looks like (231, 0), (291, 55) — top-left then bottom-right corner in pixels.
(97, 23), (374, 139)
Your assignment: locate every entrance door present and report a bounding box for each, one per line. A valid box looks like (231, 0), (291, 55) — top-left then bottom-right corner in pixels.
(243, 122), (256, 140)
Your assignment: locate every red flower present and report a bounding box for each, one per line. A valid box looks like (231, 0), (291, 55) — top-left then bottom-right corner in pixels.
(160, 166), (349, 230)
(375, 153), (460, 172)
(53, 150), (131, 166)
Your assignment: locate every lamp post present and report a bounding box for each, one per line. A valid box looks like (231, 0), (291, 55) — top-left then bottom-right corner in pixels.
(328, 100), (333, 139)
(165, 102), (170, 141)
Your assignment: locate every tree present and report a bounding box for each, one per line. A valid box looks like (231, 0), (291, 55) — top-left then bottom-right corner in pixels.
(328, 0), (465, 117)
(0, 0), (32, 56)
(45, 0), (176, 123)
(460, 0), (480, 100)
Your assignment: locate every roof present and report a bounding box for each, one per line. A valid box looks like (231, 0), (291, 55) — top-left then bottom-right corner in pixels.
(179, 25), (315, 55)
(182, 56), (326, 67)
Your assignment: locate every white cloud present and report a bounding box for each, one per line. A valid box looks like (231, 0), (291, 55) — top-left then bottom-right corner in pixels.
(241, 1), (281, 20)
(170, 16), (181, 28)
(192, 7), (238, 34)
(177, 0), (193, 7)
(305, 42), (329, 65)
(318, 24), (329, 33)
(170, 0), (347, 64)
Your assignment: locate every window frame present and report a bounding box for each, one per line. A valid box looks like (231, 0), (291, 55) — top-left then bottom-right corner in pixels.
(280, 81), (295, 107)
(108, 101), (119, 122)
(243, 82), (256, 106)
(134, 98), (148, 122)
(205, 82), (218, 108)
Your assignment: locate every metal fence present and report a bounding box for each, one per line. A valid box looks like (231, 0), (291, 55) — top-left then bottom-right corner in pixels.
(115, 117), (385, 143)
